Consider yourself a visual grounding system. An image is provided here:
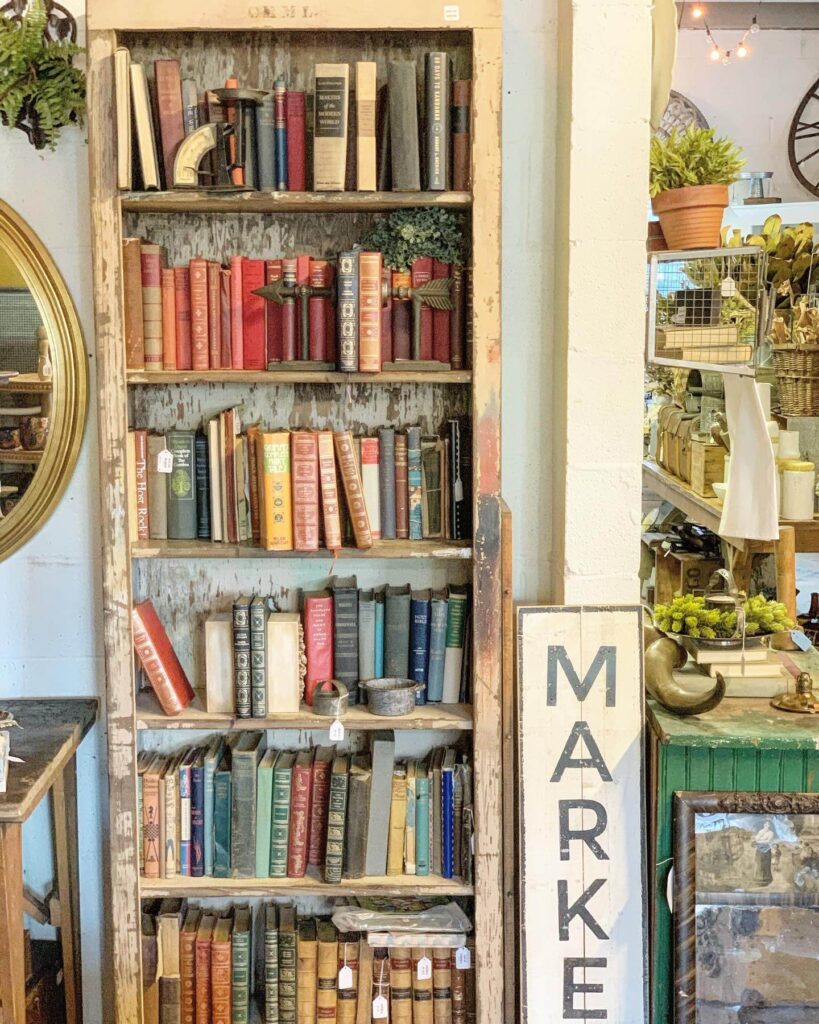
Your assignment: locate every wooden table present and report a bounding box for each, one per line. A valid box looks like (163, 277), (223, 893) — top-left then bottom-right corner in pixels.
(0, 699), (97, 1024)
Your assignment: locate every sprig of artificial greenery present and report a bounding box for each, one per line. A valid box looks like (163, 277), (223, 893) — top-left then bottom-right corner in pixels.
(362, 208), (467, 271)
(649, 127), (744, 198)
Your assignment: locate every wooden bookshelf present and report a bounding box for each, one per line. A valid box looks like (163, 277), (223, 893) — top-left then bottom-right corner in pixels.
(88, 4), (503, 1022)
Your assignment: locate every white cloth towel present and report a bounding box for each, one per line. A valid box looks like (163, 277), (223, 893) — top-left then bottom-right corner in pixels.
(719, 375), (779, 543)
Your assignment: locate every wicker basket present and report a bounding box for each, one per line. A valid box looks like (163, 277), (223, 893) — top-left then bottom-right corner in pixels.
(773, 345), (819, 415)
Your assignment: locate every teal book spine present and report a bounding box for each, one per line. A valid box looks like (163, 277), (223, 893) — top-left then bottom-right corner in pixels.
(213, 769), (232, 878)
(203, 742), (223, 876)
(407, 425), (423, 540)
(374, 588), (385, 678)
(415, 773), (430, 876)
(264, 914), (279, 1023)
(255, 758), (275, 877)
(426, 592), (448, 702)
(269, 763), (293, 878)
(232, 923), (251, 1024)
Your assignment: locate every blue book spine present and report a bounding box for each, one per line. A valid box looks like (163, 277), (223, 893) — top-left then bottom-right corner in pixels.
(442, 765), (455, 879)
(374, 593), (385, 678)
(409, 591), (431, 705)
(204, 757), (217, 876)
(415, 775), (430, 876)
(178, 763), (191, 876)
(274, 76), (288, 190)
(213, 771), (231, 878)
(426, 594), (448, 702)
(190, 763), (205, 877)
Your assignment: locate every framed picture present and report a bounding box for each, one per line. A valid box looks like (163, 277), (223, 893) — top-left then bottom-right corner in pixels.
(673, 791), (819, 1024)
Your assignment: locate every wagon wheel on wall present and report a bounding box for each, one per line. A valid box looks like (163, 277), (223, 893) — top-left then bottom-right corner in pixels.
(789, 74), (819, 199)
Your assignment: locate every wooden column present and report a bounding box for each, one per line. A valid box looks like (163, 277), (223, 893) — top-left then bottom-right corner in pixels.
(0, 822), (25, 1024)
(52, 756), (83, 1024)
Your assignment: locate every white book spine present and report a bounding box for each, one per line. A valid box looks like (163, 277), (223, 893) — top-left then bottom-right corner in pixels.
(360, 437), (381, 541)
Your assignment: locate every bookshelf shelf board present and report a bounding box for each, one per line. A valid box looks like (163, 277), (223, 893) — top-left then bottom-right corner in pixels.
(135, 691), (474, 731)
(127, 369), (472, 386)
(130, 539), (474, 560)
(0, 449), (43, 464)
(139, 872), (474, 899)
(120, 190), (473, 214)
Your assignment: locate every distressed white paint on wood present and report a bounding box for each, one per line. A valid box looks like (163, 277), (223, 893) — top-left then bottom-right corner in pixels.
(517, 605), (647, 1024)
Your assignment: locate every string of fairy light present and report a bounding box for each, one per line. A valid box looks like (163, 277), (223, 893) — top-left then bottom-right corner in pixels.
(687, 3), (761, 65)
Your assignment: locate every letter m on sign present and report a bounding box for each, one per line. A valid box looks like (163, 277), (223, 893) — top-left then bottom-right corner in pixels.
(547, 645), (616, 707)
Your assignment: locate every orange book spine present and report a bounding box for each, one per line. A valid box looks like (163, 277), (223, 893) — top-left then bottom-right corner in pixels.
(180, 928), (197, 1024)
(134, 429), (150, 540)
(292, 431), (320, 552)
(358, 251), (382, 373)
(189, 257), (209, 370)
(207, 260), (222, 369)
(317, 431), (342, 551)
(211, 934), (232, 1024)
(160, 268), (177, 370)
(194, 938), (212, 1024)
(333, 431), (372, 549)
(229, 254), (244, 368)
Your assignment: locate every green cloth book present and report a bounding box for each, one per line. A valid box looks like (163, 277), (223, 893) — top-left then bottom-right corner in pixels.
(203, 735), (224, 877)
(270, 751), (296, 878)
(415, 756), (430, 876)
(231, 904), (252, 1024)
(213, 748), (232, 878)
(166, 429), (198, 540)
(255, 749), (277, 878)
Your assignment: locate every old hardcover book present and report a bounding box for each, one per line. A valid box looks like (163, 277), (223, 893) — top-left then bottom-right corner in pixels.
(229, 255), (244, 368)
(304, 590), (333, 706)
(411, 948), (434, 1024)
(141, 242), (165, 369)
(286, 90), (307, 191)
(264, 260), (283, 364)
(415, 758), (430, 876)
(194, 433), (210, 540)
(272, 75), (287, 190)
(374, 586), (386, 678)
(449, 264), (465, 370)
(406, 427), (423, 541)
(287, 750), (314, 878)
(213, 749), (232, 878)
(356, 940), (374, 1024)
(344, 87), (357, 191)
(315, 921), (338, 1023)
(411, 258), (434, 361)
(166, 430), (197, 540)
(308, 260), (329, 361)
(443, 586), (468, 703)
(450, 948), (466, 1024)
(246, 425), (261, 545)
(354, 62), (377, 191)
(451, 81), (472, 191)
(358, 590), (375, 683)
(204, 613), (233, 714)
(432, 949), (452, 1024)
(296, 918), (318, 1024)
(391, 271), (412, 361)
(292, 431), (320, 552)
(317, 431), (342, 551)
(421, 437), (444, 539)
(280, 258), (298, 361)
(258, 92), (276, 189)
(337, 251), (359, 373)
(211, 913), (233, 1024)
(336, 932), (359, 1024)
(425, 53), (450, 190)
(404, 760), (417, 875)
(388, 62), (420, 190)
(194, 914), (216, 1024)
(266, 613), (302, 713)
(264, 903), (279, 1024)
(233, 595), (252, 719)
(126, 431), (138, 540)
(270, 751), (296, 878)
(154, 59), (185, 188)
(122, 237), (144, 370)
(441, 748), (456, 878)
(206, 260), (221, 369)
(331, 575), (359, 705)
(114, 47), (132, 189)
(180, 906), (201, 1024)
(324, 753), (350, 884)
(278, 906), (298, 1024)
(432, 261), (451, 364)
(130, 62), (160, 190)
(257, 431), (293, 551)
(384, 585), (411, 678)
(308, 745), (334, 867)
(343, 753), (372, 879)
(203, 736), (224, 877)
(162, 753), (179, 877)
(360, 438), (381, 542)
(132, 600), (195, 715)
(380, 265), (393, 365)
(173, 266), (192, 370)
(371, 949), (390, 1021)
(358, 251), (382, 372)
(394, 433), (409, 540)
(334, 431), (372, 549)
(230, 732), (263, 877)
(448, 419), (471, 540)
(241, 258), (266, 369)
(376, 429), (396, 540)
(206, 417), (223, 543)
(133, 429), (150, 540)
(178, 748), (195, 877)
(426, 592), (448, 702)
(389, 948), (413, 1024)
(376, 83), (391, 191)
(141, 756), (162, 877)
(190, 750), (206, 877)
(409, 590), (431, 705)
(250, 595), (268, 717)
(189, 257), (209, 370)
(232, 905), (252, 1024)
(386, 763), (408, 875)
(160, 268), (176, 370)
(256, 749), (277, 878)
(159, 976), (181, 1024)
(431, 750), (444, 876)
(365, 731), (395, 877)
(314, 63), (349, 190)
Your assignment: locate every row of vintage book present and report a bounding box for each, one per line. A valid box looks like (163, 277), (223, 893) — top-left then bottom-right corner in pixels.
(142, 900), (476, 1024)
(139, 733), (472, 884)
(116, 49), (472, 193)
(127, 418), (471, 550)
(123, 241), (469, 373)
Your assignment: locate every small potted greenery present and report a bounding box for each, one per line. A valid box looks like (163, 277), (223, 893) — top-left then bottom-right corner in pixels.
(653, 593), (793, 652)
(650, 127), (744, 250)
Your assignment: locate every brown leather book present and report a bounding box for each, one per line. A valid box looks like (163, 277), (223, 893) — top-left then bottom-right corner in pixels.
(159, 976), (181, 1024)
(464, 937), (476, 1023)
(207, 261), (221, 369)
(451, 81), (472, 191)
(160, 268), (176, 370)
(219, 268), (232, 368)
(291, 431), (320, 552)
(141, 907), (160, 1024)
(370, 948), (390, 1022)
(358, 251), (382, 373)
(297, 917), (318, 1024)
(246, 424), (261, 546)
(308, 746), (334, 866)
(316, 920), (338, 1022)
(449, 264), (465, 370)
(123, 237), (144, 370)
(210, 913), (233, 1024)
(432, 949), (452, 1024)
(189, 257), (209, 371)
(154, 59), (185, 187)
(194, 914), (216, 1024)
(411, 948), (434, 1024)
(334, 431), (373, 549)
(180, 907), (201, 1024)
(286, 750), (314, 878)
(336, 931), (360, 1024)
(390, 947), (413, 1024)
(451, 949), (466, 1024)
(355, 939), (373, 1024)
(317, 431), (342, 551)
(394, 433), (409, 539)
(173, 267), (192, 370)
(141, 242), (165, 369)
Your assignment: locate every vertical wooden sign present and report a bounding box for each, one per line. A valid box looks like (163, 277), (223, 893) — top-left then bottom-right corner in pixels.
(517, 606), (647, 1023)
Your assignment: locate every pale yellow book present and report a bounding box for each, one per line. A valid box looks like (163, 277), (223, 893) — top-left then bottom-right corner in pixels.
(404, 759), (417, 876)
(386, 763), (408, 876)
(355, 62), (377, 191)
(266, 612), (302, 713)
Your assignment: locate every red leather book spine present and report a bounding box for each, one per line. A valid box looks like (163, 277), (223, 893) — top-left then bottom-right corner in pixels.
(317, 431), (342, 551)
(229, 255), (244, 369)
(219, 268), (232, 368)
(287, 761), (314, 877)
(411, 257), (433, 360)
(391, 271), (411, 361)
(180, 929), (196, 1024)
(358, 251), (382, 373)
(286, 90), (306, 191)
(154, 59), (185, 189)
(432, 260), (451, 364)
(291, 431), (320, 552)
(449, 262), (465, 370)
(325, 262), (337, 364)
(295, 255), (311, 360)
(173, 267), (192, 370)
(160, 268), (177, 370)
(308, 757), (332, 865)
(140, 243), (164, 369)
(265, 259), (283, 364)
(281, 258), (298, 362)
(308, 259), (329, 362)
(194, 938), (211, 1024)
(241, 258), (266, 369)
(380, 265), (393, 365)
(333, 431), (373, 549)
(207, 261), (221, 369)
(304, 594), (333, 706)
(134, 429), (150, 540)
(210, 935), (232, 1024)
(132, 599), (195, 715)
(189, 257), (209, 370)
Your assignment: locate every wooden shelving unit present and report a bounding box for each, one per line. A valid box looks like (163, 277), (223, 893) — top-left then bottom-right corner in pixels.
(88, 4), (502, 1022)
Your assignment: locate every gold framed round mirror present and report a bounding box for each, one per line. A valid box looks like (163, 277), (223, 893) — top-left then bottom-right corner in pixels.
(0, 200), (88, 559)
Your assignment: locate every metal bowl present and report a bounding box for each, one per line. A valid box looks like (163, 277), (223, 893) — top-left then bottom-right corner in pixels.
(678, 634), (771, 658)
(359, 677), (424, 717)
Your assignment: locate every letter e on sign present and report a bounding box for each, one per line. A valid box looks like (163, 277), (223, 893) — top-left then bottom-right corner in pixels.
(517, 606), (647, 1023)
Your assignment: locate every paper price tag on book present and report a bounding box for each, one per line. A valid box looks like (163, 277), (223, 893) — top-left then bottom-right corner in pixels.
(156, 448), (173, 474)
(455, 946), (471, 970)
(329, 719), (344, 742)
(416, 956), (432, 981)
(373, 996), (389, 1019)
(338, 966), (353, 990)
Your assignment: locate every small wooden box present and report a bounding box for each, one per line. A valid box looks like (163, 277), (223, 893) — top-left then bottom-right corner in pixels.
(690, 439), (726, 498)
(654, 550), (722, 605)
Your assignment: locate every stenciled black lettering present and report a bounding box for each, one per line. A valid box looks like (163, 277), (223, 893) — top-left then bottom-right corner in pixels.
(563, 958), (607, 1019)
(547, 645), (616, 707)
(551, 721), (612, 782)
(558, 879), (609, 941)
(559, 799), (609, 861)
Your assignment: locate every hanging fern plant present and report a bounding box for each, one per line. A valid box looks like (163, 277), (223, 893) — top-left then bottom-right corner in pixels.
(0, 0), (86, 150)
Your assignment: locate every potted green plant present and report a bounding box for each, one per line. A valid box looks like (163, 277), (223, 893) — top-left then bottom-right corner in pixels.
(649, 127), (744, 250)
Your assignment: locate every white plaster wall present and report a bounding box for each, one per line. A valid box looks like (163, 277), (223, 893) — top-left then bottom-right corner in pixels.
(673, 28), (819, 202)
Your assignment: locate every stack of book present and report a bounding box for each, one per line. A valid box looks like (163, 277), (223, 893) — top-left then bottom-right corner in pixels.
(142, 900), (476, 1024)
(127, 419), (472, 550)
(138, 733), (473, 885)
(122, 240), (468, 373)
(115, 50), (471, 194)
(686, 646), (791, 698)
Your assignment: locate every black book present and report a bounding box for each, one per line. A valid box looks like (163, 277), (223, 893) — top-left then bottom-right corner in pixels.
(459, 603), (473, 704)
(194, 432), (211, 540)
(332, 575), (359, 704)
(384, 584), (411, 678)
(378, 427), (396, 540)
(343, 753), (372, 878)
(388, 61), (420, 191)
(376, 82), (391, 191)
(230, 732), (264, 878)
(448, 418), (472, 540)
(424, 52), (450, 190)
(232, 596), (252, 719)
(166, 430), (197, 540)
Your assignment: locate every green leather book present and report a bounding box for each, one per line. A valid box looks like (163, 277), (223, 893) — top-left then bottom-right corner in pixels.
(264, 903), (279, 1023)
(231, 904), (252, 1024)
(166, 429), (198, 540)
(270, 751), (296, 878)
(213, 748), (232, 878)
(255, 748), (276, 878)
(230, 732), (264, 878)
(278, 905), (297, 1024)
(324, 753), (350, 884)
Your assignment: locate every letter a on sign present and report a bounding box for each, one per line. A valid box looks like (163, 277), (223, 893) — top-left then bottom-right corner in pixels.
(517, 606), (647, 1023)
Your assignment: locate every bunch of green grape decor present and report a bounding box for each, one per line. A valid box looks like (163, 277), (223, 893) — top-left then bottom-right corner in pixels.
(654, 594), (793, 640)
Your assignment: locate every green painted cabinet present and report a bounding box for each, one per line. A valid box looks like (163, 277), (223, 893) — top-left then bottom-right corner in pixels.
(647, 698), (819, 1024)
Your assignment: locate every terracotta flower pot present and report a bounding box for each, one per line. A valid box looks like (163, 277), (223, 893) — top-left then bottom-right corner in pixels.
(651, 183), (729, 250)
